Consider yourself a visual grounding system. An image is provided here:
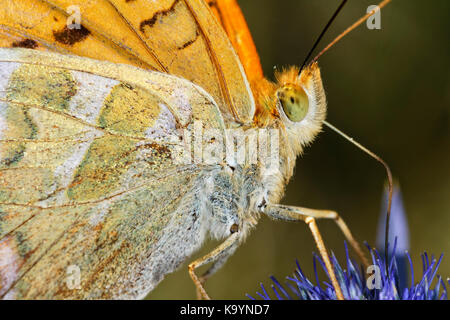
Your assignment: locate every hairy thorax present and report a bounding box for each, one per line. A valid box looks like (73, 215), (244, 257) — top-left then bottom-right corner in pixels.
(200, 122), (295, 244)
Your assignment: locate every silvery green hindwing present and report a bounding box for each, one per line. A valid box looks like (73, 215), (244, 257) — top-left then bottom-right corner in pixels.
(0, 48), (231, 299)
(0, 42), (364, 299)
(0, 48), (331, 298)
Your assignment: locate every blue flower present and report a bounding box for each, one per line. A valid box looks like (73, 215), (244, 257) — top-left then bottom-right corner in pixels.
(246, 240), (448, 300)
(248, 181), (449, 300)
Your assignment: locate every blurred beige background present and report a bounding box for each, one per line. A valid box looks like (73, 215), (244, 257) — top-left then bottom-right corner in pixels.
(149, 0), (450, 299)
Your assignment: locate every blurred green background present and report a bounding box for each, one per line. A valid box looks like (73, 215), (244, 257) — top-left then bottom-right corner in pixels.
(149, 0), (450, 299)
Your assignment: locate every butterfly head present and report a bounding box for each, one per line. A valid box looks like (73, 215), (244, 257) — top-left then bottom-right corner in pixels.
(273, 62), (327, 156)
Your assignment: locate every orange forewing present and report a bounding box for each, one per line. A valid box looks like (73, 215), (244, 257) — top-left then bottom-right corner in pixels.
(206, 0), (278, 126)
(206, 0), (264, 83)
(0, 0), (255, 123)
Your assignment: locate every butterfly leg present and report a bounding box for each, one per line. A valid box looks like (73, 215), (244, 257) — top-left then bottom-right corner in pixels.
(265, 204), (370, 268)
(188, 231), (240, 300)
(195, 243), (238, 300)
(262, 203), (351, 300)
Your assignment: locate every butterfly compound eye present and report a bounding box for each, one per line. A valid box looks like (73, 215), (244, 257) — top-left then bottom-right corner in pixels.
(276, 84), (309, 122)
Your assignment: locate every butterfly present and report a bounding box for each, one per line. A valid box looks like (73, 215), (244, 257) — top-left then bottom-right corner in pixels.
(0, 0), (387, 299)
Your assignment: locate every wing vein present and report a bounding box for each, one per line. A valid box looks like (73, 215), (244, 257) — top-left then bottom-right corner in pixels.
(38, 0), (158, 71)
(0, 24), (73, 55)
(104, 0), (169, 72)
(0, 226), (71, 299)
(0, 164), (212, 210)
(182, 0), (239, 121)
(0, 97), (144, 142)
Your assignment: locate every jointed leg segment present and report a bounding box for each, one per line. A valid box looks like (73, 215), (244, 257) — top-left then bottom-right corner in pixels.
(305, 216), (344, 300)
(188, 203), (366, 300)
(266, 204), (370, 268)
(188, 232), (239, 300)
(263, 203), (370, 300)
